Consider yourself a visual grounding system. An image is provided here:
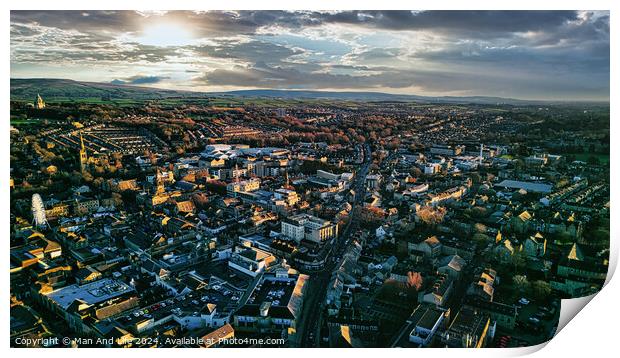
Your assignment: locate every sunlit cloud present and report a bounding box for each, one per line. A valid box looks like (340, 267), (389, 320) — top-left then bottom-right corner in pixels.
(9, 10), (609, 101)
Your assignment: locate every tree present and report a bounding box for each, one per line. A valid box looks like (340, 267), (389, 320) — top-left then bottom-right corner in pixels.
(587, 155), (600, 165)
(511, 249), (527, 272)
(409, 167), (422, 178)
(82, 171), (94, 183)
(191, 193), (210, 209)
(530, 280), (552, 300)
(93, 177), (104, 190)
(407, 272), (424, 291)
(472, 233), (491, 247)
(474, 223), (487, 233)
(112, 192), (123, 207)
(470, 172), (482, 184)
(513, 275), (529, 293)
(416, 206), (447, 226)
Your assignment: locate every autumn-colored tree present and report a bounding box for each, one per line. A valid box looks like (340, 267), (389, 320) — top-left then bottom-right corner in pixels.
(112, 192), (123, 207)
(191, 193), (210, 209)
(407, 271), (424, 291)
(82, 171), (94, 183)
(416, 206), (447, 226)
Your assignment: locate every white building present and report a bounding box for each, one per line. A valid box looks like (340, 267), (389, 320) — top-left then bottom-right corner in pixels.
(281, 213), (338, 243)
(227, 178), (261, 194)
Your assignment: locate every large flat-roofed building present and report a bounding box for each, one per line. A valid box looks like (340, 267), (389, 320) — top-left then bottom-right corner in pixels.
(442, 306), (491, 348)
(43, 278), (135, 311)
(226, 178), (261, 194)
(494, 180), (553, 193)
(228, 246), (277, 277)
(274, 188), (300, 206)
(430, 144), (465, 156)
(38, 278), (138, 333)
(463, 296), (517, 330)
(281, 213), (338, 244)
(233, 267), (308, 336)
(408, 304), (447, 347)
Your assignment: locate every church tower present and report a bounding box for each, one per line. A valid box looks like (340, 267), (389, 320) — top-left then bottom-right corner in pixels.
(35, 94), (46, 109)
(79, 134), (88, 173)
(155, 167), (165, 194)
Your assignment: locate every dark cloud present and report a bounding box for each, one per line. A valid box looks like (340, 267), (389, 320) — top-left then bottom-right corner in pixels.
(10, 10), (135, 38)
(10, 10), (583, 38)
(9, 10), (610, 100)
(190, 40), (304, 65)
(317, 11), (580, 35)
(201, 63), (422, 89)
(111, 75), (170, 85)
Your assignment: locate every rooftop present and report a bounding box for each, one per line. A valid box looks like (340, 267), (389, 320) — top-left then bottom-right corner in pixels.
(495, 180), (553, 193)
(45, 278), (135, 310)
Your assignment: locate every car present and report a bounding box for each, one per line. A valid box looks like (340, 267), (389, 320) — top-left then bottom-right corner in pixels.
(528, 317), (540, 324)
(539, 311), (553, 320)
(541, 306), (557, 315)
(518, 298), (530, 305)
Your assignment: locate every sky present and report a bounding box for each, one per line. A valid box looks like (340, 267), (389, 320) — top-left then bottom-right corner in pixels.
(10, 10), (610, 101)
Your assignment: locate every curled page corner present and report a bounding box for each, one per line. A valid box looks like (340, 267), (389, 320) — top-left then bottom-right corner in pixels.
(552, 233), (617, 339)
(555, 294), (597, 334)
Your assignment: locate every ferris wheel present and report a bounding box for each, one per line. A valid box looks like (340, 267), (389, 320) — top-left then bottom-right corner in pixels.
(31, 193), (48, 228)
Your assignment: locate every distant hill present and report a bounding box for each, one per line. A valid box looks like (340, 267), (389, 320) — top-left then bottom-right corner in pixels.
(217, 89), (537, 105)
(10, 78), (573, 105)
(10, 78), (194, 101)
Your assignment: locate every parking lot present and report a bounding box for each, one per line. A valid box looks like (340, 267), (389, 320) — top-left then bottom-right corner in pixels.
(494, 298), (560, 347)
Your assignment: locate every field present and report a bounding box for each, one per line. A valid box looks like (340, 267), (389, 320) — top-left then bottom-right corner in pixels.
(573, 153), (610, 164)
(10, 118), (42, 126)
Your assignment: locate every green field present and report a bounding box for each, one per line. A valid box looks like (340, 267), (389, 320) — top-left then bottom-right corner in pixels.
(573, 153), (610, 164)
(10, 118), (42, 126)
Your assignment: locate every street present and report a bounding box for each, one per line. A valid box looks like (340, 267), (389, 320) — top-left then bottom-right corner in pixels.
(295, 143), (372, 347)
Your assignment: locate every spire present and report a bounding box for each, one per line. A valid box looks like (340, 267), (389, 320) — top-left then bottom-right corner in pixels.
(155, 167), (165, 194)
(35, 93), (46, 109)
(568, 243), (584, 261)
(79, 133), (88, 173)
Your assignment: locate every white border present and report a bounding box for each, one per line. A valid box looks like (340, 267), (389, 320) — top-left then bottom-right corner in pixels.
(3, 1), (617, 358)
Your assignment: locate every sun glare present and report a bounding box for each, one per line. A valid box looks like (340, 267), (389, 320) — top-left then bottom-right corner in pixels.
(137, 22), (195, 47)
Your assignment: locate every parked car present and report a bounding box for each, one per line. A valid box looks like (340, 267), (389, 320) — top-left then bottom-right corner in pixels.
(518, 298), (530, 305)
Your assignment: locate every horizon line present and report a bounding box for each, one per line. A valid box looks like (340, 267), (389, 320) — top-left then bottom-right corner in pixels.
(10, 76), (611, 104)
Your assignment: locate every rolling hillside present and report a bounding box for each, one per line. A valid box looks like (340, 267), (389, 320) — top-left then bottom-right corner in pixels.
(11, 78), (570, 105)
